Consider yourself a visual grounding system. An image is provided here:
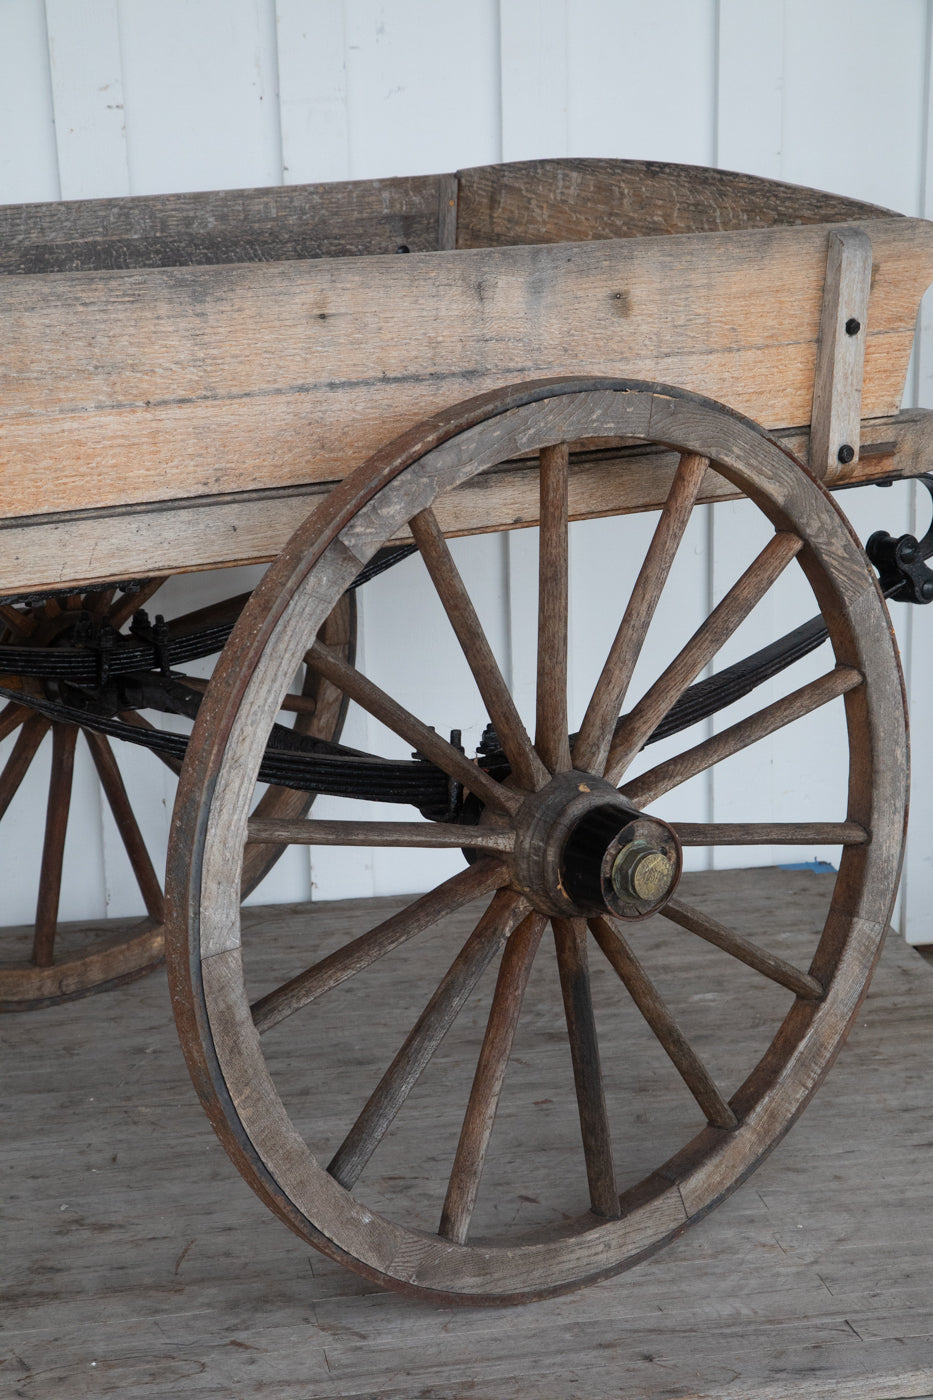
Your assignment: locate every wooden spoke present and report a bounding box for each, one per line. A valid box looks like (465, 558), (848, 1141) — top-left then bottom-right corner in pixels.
(0, 713), (50, 821)
(173, 672), (321, 719)
(536, 442), (571, 772)
(0, 701), (30, 745)
(156, 590), (252, 639)
(573, 452), (708, 775)
(246, 816), (513, 852)
(175, 668), (351, 726)
(107, 577), (167, 631)
(676, 821), (868, 846)
(327, 888), (529, 1190)
(0, 603), (34, 636)
(552, 918), (620, 1217)
(86, 587), (116, 617)
(307, 638), (521, 816)
(32, 724), (78, 967)
(251, 859), (507, 1034)
(621, 666), (863, 807)
(410, 507), (549, 792)
(589, 915), (737, 1130)
(605, 531), (804, 783)
(84, 730), (163, 923)
(662, 897), (824, 1000)
(439, 911), (547, 1244)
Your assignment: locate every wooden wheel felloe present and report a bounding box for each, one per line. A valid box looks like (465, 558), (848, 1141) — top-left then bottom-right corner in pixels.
(0, 582), (354, 1012)
(166, 379), (906, 1303)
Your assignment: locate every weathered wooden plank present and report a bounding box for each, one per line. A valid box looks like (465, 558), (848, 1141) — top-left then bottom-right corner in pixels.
(0, 174), (447, 272)
(1, 217), (930, 539)
(809, 228), (872, 480)
(0, 407), (928, 595)
(455, 157), (895, 248)
(0, 158), (891, 278)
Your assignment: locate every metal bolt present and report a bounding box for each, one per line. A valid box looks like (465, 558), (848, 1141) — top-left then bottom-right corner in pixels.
(396, 244), (410, 254)
(837, 444), (855, 465)
(845, 317), (862, 336)
(611, 841), (675, 903)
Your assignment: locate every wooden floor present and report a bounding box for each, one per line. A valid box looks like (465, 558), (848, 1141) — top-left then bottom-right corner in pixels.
(3, 867), (933, 1400)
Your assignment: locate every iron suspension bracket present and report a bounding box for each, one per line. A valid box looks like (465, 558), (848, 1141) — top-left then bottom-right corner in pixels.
(865, 475), (933, 605)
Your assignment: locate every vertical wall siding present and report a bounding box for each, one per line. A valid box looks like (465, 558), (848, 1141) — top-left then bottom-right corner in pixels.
(1, 0), (932, 941)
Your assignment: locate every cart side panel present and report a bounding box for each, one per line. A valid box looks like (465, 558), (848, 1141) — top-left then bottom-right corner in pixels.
(2, 217), (932, 594)
(0, 160), (888, 276)
(0, 175), (453, 273)
(455, 159), (895, 246)
(3, 411), (931, 597)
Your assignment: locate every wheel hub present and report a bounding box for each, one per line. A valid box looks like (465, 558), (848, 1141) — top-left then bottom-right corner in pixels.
(510, 770), (682, 920)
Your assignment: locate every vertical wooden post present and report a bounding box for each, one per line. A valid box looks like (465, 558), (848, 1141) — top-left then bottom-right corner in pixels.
(809, 227), (872, 481)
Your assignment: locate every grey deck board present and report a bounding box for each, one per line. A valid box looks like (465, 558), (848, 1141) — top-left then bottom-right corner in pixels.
(2, 867), (932, 1400)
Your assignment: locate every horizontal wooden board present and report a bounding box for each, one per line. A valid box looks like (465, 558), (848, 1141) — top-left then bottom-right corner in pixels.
(1, 217), (932, 539)
(0, 160), (889, 277)
(0, 174), (448, 272)
(0, 411), (926, 595)
(456, 157), (893, 247)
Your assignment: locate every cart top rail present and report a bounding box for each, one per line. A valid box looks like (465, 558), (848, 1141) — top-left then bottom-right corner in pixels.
(2, 159), (933, 595)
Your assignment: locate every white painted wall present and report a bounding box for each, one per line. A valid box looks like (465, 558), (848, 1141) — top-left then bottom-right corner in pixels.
(1, 0), (932, 941)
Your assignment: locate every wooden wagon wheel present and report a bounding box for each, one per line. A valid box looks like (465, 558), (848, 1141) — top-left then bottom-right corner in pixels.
(0, 581), (354, 1012)
(166, 379), (906, 1303)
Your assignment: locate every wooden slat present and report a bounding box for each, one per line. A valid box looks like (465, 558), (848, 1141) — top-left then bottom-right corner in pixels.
(84, 730), (164, 923)
(0, 701), (28, 744)
(0, 159), (889, 275)
(250, 859), (507, 1035)
(662, 897), (824, 1000)
(552, 918), (621, 1218)
(32, 723), (77, 967)
(410, 507), (548, 792)
(809, 228), (872, 480)
(0, 712), (49, 820)
(327, 888), (529, 1189)
(675, 822), (869, 846)
(589, 915), (737, 1130)
(573, 451), (708, 774)
(0, 174), (447, 273)
(535, 443), (571, 772)
(1, 218), (929, 529)
(306, 638), (522, 817)
(621, 666), (864, 808)
(0, 408), (927, 596)
(246, 817), (513, 852)
(455, 158), (895, 249)
(439, 910), (547, 1244)
(605, 532), (804, 783)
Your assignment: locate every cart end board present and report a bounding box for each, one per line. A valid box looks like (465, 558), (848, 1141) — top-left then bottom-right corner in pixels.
(2, 161), (933, 594)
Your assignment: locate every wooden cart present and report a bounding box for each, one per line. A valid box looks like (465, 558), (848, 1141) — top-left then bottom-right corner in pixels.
(2, 159), (932, 1303)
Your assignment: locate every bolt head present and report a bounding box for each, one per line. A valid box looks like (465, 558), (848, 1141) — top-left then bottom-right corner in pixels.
(611, 841), (676, 903)
(845, 317), (862, 336)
